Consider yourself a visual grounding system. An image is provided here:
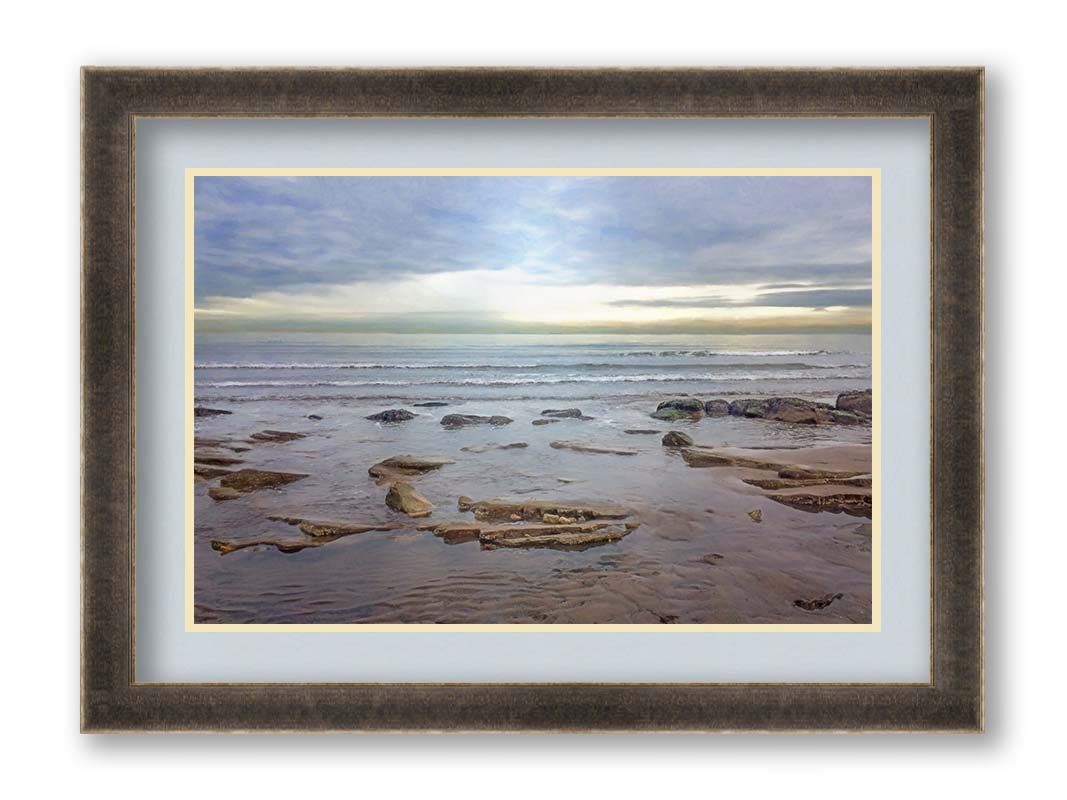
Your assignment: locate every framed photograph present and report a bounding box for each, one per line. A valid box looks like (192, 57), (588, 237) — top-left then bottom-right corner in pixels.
(81, 67), (983, 732)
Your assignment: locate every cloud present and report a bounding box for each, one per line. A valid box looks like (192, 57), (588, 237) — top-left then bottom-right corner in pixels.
(606, 287), (872, 310)
(194, 175), (873, 332)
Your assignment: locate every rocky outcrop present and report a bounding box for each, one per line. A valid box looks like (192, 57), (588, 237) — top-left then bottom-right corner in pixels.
(457, 495), (474, 511)
(209, 469), (308, 500)
(549, 441), (638, 456)
(460, 442), (528, 452)
(743, 475), (872, 490)
(767, 492), (872, 518)
(727, 397), (867, 425)
(194, 407), (232, 418)
(532, 419), (559, 426)
(250, 430), (307, 443)
(193, 449), (244, 466)
(212, 518), (399, 555)
(540, 408), (584, 419)
(211, 538), (318, 555)
(267, 515), (401, 538)
(651, 398), (705, 420)
(836, 389), (872, 416)
(624, 429), (660, 435)
(367, 455), (455, 484)
(466, 498), (632, 523)
(703, 399), (730, 417)
(794, 592), (844, 611)
(481, 526), (631, 550)
(440, 414), (513, 428)
(385, 481), (434, 517)
(194, 463), (233, 480)
(366, 409), (416, 422)
(661, 431), (694, 448)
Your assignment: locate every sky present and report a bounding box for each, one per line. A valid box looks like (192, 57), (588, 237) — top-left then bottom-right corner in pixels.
(194, 175), (873, 334)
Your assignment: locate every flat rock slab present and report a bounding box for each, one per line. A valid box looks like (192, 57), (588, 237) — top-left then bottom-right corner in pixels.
(682, 445), (870, 477)
(550, 441), (638, 456)
(540, 408), (590, 419)
(766, 488), (872, 518)
(468, 498), (632, 522)
(211, 539), (319, 555)
(250, 430), (308, 443)
(368, 455), (455, 484)
(624, 429), (660, 435)
(193, 449), (245, 466)
(460, 442), (528, 453)
(482, 526), (632, 550)
(413, 401), (450, 407)
(532, 419), (559, 426)
(194, 463), (234, 480)
(440, 414), (513, 428)
(267, 515), (401, 538)
(214, 468), (309, 498)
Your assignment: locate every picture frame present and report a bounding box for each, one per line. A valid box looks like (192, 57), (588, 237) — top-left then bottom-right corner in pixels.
(81, 67), (983, 732)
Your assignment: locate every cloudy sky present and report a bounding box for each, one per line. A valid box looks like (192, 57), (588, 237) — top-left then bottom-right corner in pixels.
(194, 175), (872, 333)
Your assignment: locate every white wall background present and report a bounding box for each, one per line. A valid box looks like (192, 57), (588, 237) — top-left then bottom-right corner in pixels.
(1, 0), (1054, 795)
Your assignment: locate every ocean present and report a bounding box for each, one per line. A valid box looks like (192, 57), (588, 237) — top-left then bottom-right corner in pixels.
(193, 332), (873, 625)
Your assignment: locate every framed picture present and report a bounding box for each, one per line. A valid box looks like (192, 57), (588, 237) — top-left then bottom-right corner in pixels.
(81, 67), (983, 732)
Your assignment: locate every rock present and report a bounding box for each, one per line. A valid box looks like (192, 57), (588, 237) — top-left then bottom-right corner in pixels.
(532, 419), (559, 426)
(441, 414), (513, 428)
(794, 592), (844, 611)
(768, 492), (872, 518)
(386, 481), (434, 517)
(467, 498), (632, 523)
(651, 398), (705, 420)
(266, 515), (400, 538)
(460, 442), (529, 452)
(366, 409), (416, 422)
(836, 389), (872, 416)
(457, 496), (474, 511)
(194, 463), (233, 480)
(777, 466), (866, 481)
(300, 520), (399, 538)
(540, 408), (584, 419)
(681, 448), (787, 470)
(481, 526), (631, 550)
(192, 449), (245, 466)
(413, 401), (450, 407)
(214, 469), (308, 498)
(549, 441), (638, 456)
(704, 399), (730, 417)
(727, 397), (869, 425)
(195, 407), (232, 418)
(556, 477), (578, 484)
(748, 509), (763, 523)
(743, 475), (872, 490)
(661, 431), (694, 448)
(250, 430), (307, 443)
(624, 429), (660, 435)
(368, 455), (455, 484)
(211, 539), (318, 555)
(429, 522), (483, 544)
(207, 486), (242, 501)
(307, 414), (323, 420)
(542, 513), (577, 524)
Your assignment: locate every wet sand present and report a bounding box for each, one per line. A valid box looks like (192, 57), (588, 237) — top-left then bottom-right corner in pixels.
(193, 398), (872, 625)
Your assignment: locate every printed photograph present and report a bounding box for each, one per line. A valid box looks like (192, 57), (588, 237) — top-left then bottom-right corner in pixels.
(192, 172), (875, 626)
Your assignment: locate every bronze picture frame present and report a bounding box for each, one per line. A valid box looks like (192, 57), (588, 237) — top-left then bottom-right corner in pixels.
(81, 67), (983, 732)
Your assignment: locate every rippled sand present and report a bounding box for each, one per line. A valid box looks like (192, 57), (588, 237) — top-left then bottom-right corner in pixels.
(194, 396), (872, 625)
